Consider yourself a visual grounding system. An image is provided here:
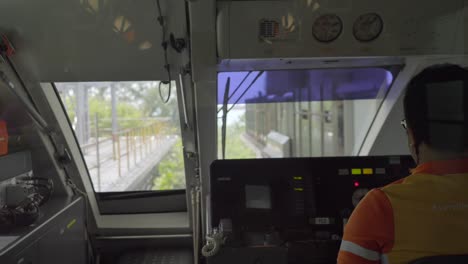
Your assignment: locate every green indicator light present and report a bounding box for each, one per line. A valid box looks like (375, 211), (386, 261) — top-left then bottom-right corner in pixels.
(67, 219), (77, 229)
(351, 168), (362, 175)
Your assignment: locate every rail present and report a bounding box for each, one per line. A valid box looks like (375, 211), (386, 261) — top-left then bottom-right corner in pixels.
(80, 114), (171, 190)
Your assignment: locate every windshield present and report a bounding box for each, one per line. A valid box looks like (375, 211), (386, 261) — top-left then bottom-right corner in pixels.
(55, 81), (186, 192)
(217, 67), (397, 159)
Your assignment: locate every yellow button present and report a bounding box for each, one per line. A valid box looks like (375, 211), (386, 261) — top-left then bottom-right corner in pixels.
(363, 168), (373, 175)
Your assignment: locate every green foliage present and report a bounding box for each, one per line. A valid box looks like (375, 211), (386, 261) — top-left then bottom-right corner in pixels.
(88, 97), (144, 134)
(123, 82), (180, 127)
(61, 95), (145, 134)
(219, 114), (257, 159)
(57, 82), (186, 191)
(152, 139), (186, 190)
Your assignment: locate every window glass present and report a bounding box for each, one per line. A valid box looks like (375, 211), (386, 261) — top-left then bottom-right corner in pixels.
(217, 68), (395, 159)
(55, 81), (185, 192)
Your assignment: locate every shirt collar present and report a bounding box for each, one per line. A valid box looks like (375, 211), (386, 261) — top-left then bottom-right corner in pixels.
(411, 158), (468, 175)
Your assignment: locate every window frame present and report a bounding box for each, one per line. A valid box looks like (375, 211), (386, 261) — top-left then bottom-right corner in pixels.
(51, 83), (188, 214)
(216, 65), (403, 159)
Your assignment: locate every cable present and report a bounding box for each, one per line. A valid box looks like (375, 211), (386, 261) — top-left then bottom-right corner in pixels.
(0, 192), (43, 230)
(158, 81), (172, 104)
(227, 71), (265, 113)
(201, 231), (225, 257)
(17, 177), (54, 206)
(217, 71), (253, 114)
(221, 78), (231, 159)
(0, 175), (54, 230)
(155, 0), (172, 104)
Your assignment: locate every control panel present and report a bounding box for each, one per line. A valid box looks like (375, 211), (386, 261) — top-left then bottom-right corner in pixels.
(209, 156), (414, 263)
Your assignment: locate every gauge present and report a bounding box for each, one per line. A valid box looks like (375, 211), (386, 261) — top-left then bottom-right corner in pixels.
(352, 188), (369, 207)
(312, 14), (343, 43)
(353, 13), (384, 42)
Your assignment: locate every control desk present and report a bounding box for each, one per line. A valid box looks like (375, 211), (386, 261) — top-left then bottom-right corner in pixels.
(208, 156), (415, 264)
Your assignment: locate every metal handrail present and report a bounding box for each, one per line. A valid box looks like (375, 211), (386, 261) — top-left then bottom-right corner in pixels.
(83, 116), (170, 190)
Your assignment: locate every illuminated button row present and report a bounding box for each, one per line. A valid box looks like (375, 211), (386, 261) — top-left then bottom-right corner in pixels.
(353, 168), (373, 175)
(293, 176), (304, 192)
(338, 168), (386, 176)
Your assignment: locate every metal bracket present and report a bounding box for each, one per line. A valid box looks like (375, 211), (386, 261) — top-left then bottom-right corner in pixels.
(56, 146), (72, 166)
(179, 63), (192, 77)
(170, 33), (187, 53)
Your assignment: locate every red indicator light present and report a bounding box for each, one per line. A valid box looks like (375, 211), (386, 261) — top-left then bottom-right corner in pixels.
(354, 181), (360, 187)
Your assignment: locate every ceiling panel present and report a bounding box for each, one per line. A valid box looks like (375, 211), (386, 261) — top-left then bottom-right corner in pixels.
(0, 0), (186, 81)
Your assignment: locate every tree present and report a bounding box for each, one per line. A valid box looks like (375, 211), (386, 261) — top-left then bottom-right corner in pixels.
(153, 139), (186, 190)
(218, 113), (256, 159)
(88, 97), (144, 135)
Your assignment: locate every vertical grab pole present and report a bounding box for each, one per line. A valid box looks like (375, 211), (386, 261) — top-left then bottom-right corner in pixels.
(144, 126), (147, 154)
(139, 128), (143, 159)
(133, 130), (137, 165)
(95, 113), (101, 192)
(117, 134), (121, 177)
(126, 131), (130, 170)
(112, 135), (116, 160)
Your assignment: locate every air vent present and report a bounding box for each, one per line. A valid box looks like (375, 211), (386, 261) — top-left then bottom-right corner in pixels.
(259, 19), (280, 39)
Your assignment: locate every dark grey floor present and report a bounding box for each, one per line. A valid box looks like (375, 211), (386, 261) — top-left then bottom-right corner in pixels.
(118, 248), (193, 264)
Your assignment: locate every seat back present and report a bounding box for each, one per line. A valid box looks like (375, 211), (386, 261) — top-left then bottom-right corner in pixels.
(410, 255), (468, 264)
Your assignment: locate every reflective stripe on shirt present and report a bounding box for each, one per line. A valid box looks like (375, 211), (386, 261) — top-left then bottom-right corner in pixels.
(340, 240), (381, 261)
(381, 254), (390, 264)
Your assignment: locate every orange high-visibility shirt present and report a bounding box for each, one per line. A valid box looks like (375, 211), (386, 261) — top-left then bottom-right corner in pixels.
(338, 158), (468, 264)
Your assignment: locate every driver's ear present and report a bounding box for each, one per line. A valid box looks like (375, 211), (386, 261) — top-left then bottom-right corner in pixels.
(407, 127), (416, 147)
(406, 127), (419, 163)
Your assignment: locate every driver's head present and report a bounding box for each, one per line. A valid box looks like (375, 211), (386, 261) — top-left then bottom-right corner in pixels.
(403, 64), (468, 164)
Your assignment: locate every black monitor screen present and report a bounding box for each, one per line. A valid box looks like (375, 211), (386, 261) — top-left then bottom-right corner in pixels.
(245, 185), (272, 209)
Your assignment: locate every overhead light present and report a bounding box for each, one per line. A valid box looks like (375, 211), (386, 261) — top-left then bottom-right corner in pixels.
(313, 2), (320, 11)
(139, 41), (153, 50)
(283, 13), (296, 32)
(114, 16), (132, 32)
(81, 0), (100, 13)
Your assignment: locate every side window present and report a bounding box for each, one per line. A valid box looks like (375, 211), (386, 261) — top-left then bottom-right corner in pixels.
(55, 82), (186, 192)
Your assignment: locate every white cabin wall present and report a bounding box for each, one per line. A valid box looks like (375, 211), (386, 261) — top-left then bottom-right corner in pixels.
(367, 95), (408, 156)
(217, 0), (465, 60)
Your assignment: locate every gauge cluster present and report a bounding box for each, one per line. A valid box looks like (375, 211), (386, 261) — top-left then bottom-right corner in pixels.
(312, 14), (343, 43)
(353, 13), (384, 42)
(311, 12), (384, 44)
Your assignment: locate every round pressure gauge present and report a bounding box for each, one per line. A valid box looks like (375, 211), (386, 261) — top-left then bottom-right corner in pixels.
(353, 13), (384, 42)
(312, 14), (343, 43)
(352, 188), (369, 208)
